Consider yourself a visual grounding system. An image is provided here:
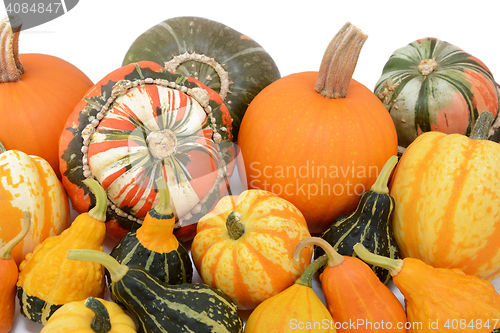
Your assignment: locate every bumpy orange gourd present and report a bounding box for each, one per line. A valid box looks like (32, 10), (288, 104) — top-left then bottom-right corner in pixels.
(41, 297), (137, 333)
(354, 243), (500, 333)
(295, 237), (407, 332)
(17, 178), (108, 325)
(0, 16), (93, 176)
(191, 189), (312, 310)
(0, 211), (30, 333)
(390, 111), (500, 280)
(244, 254), (336, 333)
(237, 22), (398, 234)
(0, 141), (70, 266)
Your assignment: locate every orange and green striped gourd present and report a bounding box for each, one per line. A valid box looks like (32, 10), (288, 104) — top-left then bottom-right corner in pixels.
(16, 178), (108, 325)
(354, 243), (500, 333)
(191, 189), (312, 310)
(374, 37), (499, 148)
(389, 111), (500, 280)
(295, 237), (407, 332)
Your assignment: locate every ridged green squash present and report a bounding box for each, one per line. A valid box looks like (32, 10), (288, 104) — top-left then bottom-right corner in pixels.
(374, 37), (499, 148)
(68, 250), (243, 333)
(109, 183), (193, 285)
(314, 156), (400, 284)
(122, 16), (281, 141)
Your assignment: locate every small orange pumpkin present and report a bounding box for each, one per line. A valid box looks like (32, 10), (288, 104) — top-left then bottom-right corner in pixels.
(191, 189), (312, 310)
(390, 111), (500, 280)
(237, 22), (398, 234)
(0, 16), (93, 176)
(0, 141), (70, 266)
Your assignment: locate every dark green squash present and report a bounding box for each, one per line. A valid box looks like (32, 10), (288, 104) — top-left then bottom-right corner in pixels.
(122, 16), (281, 141)
(314, 155), (400, 284)
(68, 249), (243, 333)
(109, 181), (193, 285)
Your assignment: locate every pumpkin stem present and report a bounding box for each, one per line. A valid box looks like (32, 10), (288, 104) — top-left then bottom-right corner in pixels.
(67, 249), (129, 283)
(226, 211), (245, 240)
(314, 22), (367, 99)
(0, 16), (24, 83)
(85, 297), (112, 333)
(153, 178), (173, 217)
(417, 58), (439, 76)
(0, 210), (30, 260)
(293, 237), (344, 268)
(370, 156), (398, 194)
(470, 111), (495, 140)
(295, 255), (328, 288)
(84, 178), (107, 222)
(353, 243), (404, 277)
(0, 141), (6, 154)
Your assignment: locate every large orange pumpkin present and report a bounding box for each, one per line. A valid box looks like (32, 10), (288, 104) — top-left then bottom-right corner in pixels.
(0, 16), (93, 177)
(237, 22), (398, 233)
(191, 189), (312, 310)
(390, 111), (500, 281)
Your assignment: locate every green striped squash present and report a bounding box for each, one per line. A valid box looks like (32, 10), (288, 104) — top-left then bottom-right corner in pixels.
(109, 185), (193, 285)
(67, 250), (243, 333)
(374, 37), (499, 148)
(314, 156), (400, 284)
(122, 16), (281, 142)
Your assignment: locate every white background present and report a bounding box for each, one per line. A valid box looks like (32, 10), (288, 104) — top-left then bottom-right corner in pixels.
(3, 0), (500, 331)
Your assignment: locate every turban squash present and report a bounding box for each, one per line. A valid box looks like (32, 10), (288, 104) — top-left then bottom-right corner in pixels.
(59, 61), (235, 241)
(374, 37), (499, 148)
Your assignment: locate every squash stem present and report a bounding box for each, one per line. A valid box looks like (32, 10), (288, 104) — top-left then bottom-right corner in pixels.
(84, 178), (108, 222)
(226, 211), (245, 240)
(0, 140), (6, 154)
(293, 237), (344, 268)
(314, 22), (367, 99)
(370, 156), (398, 194)
(85, 297), (112, 333)
(353, 243), (404, 277)
(0, 210), (30, 260)
(0, 16), (24, 83)
(153, 178), (173, 217)
(67, 249), (129, 283)
(295, 255), (328, 288)
(470, 111), (494, 140)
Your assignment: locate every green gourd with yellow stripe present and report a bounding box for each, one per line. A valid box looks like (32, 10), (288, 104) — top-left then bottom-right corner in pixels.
(314, 155), (400, 284)
(109, 180), (192, 285)
(67, 249), (243, 333)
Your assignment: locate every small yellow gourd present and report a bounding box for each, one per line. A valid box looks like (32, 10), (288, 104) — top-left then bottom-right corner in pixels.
(16, 178), (108, 324)
(41, 297), (136, 333)
(245, 255), (336, 333)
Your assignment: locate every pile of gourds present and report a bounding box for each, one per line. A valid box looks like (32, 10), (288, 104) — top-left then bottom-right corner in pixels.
(1, 12), (500, 333)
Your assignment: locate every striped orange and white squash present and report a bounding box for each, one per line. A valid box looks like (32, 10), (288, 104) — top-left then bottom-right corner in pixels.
(59, 62), (235, 241)
(390, 112), (500, 280)
(374, 37), (499, 148)
(0, 143), (70, 266)
(191, 189), (312, 310)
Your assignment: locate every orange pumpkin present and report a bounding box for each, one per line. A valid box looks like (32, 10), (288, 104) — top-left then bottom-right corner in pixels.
(0, 141), (70, 266)
(0, 211), (30, 333)
(390, 111), (500, 280)
(191, 189), (312, 310)
(0, 16), (93, 177)
(237, 22), (398, 233)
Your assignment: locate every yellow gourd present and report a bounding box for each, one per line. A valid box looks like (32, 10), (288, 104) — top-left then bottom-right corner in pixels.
(41, 297), (136, 333)
(16, 178), (108, 324)
(245, 255), (336, 332)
